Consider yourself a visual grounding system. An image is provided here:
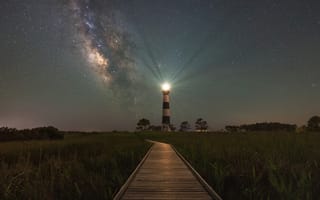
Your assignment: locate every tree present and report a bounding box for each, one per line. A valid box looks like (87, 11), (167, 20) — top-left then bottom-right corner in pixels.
(169, 124), (176, 132)
(136, 118), (150, 131)
(195, 118), (208, 132)
(179, 121), (191, 132)
(307, 116), (320, 131)
(225, 125), (240, 132)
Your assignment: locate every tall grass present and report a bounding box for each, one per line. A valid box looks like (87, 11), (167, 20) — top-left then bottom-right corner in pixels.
(0, 133), (150, 200)
(140, 132), (320, 200)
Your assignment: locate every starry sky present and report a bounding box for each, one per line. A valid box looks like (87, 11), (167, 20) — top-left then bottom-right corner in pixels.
(0, 0), (319, 131)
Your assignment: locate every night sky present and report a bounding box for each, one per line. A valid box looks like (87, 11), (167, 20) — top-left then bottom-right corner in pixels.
(0, 0), (319, 131)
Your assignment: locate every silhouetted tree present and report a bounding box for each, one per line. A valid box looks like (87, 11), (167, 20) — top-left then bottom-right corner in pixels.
(169, 124), (176, 132)
(308, 116), (320, 131)
(225, 125), (240, 132)
(180, 121), (191, 132)
(136, 118), (150, 131)
(195, 118), (208, 132)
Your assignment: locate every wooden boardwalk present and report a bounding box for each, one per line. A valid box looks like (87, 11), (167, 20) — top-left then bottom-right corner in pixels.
(114, 141), (222, 200)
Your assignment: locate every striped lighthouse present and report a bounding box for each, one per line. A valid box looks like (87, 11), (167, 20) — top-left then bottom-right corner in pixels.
(161, 83), (171, 132)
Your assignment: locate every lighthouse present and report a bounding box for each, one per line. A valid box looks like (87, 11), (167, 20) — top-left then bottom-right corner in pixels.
(161, 82), (171, 132)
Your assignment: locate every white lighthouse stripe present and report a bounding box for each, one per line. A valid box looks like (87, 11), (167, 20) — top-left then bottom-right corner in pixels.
(163, 109), (170, 116)
(163, 95), (170, 102)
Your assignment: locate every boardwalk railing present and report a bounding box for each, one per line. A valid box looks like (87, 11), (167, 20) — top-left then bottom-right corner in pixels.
(171, 145), (222, 200)
(113, 145), (155, 200)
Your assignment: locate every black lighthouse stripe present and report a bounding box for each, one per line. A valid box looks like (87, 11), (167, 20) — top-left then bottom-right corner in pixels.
(162, 116), (170, 124)
(162, 102), (170, 109)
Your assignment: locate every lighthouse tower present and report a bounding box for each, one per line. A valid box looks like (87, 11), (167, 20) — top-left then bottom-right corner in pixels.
(161, 83), (171, 132)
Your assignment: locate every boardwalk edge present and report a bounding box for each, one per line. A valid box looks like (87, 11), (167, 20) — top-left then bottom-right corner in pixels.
(171, 145), (223, 200)
(113, 143), (154, 200)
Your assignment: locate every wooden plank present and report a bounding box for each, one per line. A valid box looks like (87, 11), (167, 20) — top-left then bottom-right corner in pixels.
(114, 141), (221, 200)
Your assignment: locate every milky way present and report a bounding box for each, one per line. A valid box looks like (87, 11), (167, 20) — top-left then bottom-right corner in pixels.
(69, 0), (138, 94)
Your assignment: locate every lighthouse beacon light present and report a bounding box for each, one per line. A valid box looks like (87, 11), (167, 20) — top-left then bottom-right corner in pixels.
(161, 82), (171, 92)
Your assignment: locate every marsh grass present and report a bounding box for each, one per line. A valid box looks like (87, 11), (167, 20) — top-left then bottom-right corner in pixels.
(0, 133), (150, 200)
(140, 132), (320, 200)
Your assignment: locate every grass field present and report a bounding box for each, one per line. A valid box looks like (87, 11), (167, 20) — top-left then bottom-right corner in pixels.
(1, 131), (320, 200)
(0, 133), (150, 200)
(139, 132), (320, 200)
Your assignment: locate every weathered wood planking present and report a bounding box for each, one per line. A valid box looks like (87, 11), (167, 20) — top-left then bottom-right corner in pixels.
(114, 141), (222, 200)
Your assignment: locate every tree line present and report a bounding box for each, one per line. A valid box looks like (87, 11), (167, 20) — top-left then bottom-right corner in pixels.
(225, 116), (320, 133)
(136, 115), (320, 133)
(136, 118), (209, 132)
(0, 126), (64, 142)
(225, 123), (297, 132)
